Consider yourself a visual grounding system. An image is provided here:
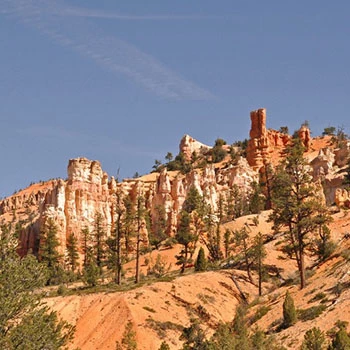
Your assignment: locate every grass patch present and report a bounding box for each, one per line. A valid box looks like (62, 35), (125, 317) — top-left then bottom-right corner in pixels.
(298, 305), (327, 321)
(250, 305), (271, 324)
(197, 293), (216, 304)
(143, 306), (156, 313)
(308, 292), (326, 304)
(146, 318), (183, 339)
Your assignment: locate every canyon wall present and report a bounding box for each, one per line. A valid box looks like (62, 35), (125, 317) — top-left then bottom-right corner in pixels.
(1, 108), (349, 258)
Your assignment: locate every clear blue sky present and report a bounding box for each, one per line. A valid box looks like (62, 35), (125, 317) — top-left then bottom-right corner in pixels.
(1, 1), (349, 197)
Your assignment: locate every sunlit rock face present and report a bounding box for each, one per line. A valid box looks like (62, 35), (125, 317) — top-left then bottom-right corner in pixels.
(179, 134), (211, 161)
(247, 108), (290, 170)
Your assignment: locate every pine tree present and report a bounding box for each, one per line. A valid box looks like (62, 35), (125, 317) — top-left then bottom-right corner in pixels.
(158, 341), (171, 350)
(175, 211), (196, 273)
(106, 189), (125, 285)
(232, 304), (251, 350)
(123, 195), (135, 258)
(150, 205), (168, 250)
(66, 233), (79, 272)
(116, 321), (137, 350)
(252, 232), (266, 296)
(270, 139), (328, 289)
(233, 227), (254, 283)
(39, 218), (62, 284)
(0, 225), (74, 348)
(329, 321), (350, 350)
(301, 327), (326, 350)
(81, 226), (91, 268)
(135, 194), (146, 284)
(283, 291), (297, 328)
(92, 212), (107, 274)
(195, 247), (207, 271)
(224, 229), (231, 259)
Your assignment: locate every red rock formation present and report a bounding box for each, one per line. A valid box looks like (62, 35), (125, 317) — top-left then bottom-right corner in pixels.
(298, 125), (311, 150)
(247, 108), (290, 170)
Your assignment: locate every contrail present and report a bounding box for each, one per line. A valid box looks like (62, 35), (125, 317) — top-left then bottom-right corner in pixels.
(1, 0), (215, 100)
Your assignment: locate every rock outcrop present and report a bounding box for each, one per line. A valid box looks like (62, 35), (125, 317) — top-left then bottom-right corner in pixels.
(179, 134), (211, 161)
(1, 108), (348, 260)
(0, 154), (258, 259)
(246, 108), (290, 170)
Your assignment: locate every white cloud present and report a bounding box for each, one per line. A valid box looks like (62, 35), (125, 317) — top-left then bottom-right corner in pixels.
(1, 0), (215, 100)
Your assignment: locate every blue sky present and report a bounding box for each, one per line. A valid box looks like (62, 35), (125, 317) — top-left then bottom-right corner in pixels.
(1, 1), (350, 197)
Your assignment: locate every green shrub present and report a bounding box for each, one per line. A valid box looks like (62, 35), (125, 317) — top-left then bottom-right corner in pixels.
(195, 247), (207, 272)
(301, 327), (326, 350)
(251, 305), (271, 324)
(298, 305), (327, 322)
(283, 291), (297, 327)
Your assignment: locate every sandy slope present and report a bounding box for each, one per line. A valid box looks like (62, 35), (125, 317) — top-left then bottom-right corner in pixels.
(47, 208), (350, 350)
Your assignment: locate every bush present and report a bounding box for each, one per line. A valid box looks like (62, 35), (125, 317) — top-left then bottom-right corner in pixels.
(283, 291), (297, 327)
(251, 305), (271, 324)
(298, 305), (327, 322)
(301, 327), (326, 350)
(195, 247), (207, 272)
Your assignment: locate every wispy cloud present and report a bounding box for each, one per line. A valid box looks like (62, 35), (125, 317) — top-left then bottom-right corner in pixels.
(60, 7), (222, 21)
(1, 0), (215, 100)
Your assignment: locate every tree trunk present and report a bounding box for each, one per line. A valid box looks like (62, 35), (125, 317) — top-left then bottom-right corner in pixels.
(135, 233), (140, 283)
(258, 254), (262, 296)
(116, 214), (122, 285)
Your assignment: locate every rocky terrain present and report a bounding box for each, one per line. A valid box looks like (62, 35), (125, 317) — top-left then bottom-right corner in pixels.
(1, 108), (350, 349)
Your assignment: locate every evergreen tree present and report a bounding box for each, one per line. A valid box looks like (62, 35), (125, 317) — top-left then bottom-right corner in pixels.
(82, 250), (100, 287)
(106, 189), (125, 285)
(195, 247), (207, 271)
(66, 232), (79, 273)
(233, 227), (254, 283)
(123, 195), (135, 258)
(269, 139), (328, 289)
(301, 327), (326, 350)
(150, 205), (168, 250)
(208, 323), (236, 349)
(249, 181), (265, 214)
(175, 211), (197, 273)
(283, 291), (297, 328)
(0, 225), (74, 348)
(158, 341), (170, 350)
(329, 321), (350, 350)
(39, 218), (62, 284)
(81, 226), (91, 268)
(92, 212), (107, 274)
(180, 319), (209, 350)
(232, 304), (251, 350)
(252, 232), (266, 296)
(116, 321), (137, 350)
(135, 194), (146, 284)
(224, 229), (231, 259)
(183, 186), (202, 214)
